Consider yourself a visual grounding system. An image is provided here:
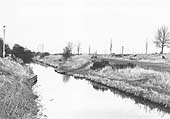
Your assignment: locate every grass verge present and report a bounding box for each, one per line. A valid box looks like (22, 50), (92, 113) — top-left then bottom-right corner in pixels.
(0, 57), (39, 119)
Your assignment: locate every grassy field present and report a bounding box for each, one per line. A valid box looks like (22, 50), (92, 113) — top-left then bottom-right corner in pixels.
(101, 56), (170, 72)
(0, 57), (38, 119)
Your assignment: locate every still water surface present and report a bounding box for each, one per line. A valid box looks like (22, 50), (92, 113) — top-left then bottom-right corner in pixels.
(31, 64), (170, 119)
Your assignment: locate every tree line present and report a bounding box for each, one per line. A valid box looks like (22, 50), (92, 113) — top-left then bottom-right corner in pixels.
(0, 25), (169, 62)
(0, 38), (36, 63)
(63, 25), (170, 56)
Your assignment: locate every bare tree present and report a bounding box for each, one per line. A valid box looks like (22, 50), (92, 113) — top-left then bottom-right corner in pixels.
(62, 42), (73, 59)
(77, 42), (81, 55)
(154, 26), (170, 54)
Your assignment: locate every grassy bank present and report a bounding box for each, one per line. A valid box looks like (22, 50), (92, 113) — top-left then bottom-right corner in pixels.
(36, 54), (170, 110)
(0, 57), (38, 119)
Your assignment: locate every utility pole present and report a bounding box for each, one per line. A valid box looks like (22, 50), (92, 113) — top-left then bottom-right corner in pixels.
(122, 46), (124, 56)
(77, 42), (80, 55)
(89, 45), (91, 55)
(110, 38), (112, 54)
(146, 40), (148, 54)
(3, 25), (6, 58)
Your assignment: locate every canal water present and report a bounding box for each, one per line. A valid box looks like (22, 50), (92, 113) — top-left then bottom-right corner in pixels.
(31, 64), (170, 119)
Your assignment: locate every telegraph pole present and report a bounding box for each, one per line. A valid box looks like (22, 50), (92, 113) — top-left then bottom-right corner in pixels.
(146, 40), (148, 54)
(110, 38), (112, 54)
(3, 25), (6, 58)
(89, 45), (91, 55)
(122, 46), (124, 56)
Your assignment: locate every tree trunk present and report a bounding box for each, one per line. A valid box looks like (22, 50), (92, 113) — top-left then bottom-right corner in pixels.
(160, 46), (164, 54)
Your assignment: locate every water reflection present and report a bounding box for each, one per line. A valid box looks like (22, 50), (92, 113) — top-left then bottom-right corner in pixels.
(90, 82), (108, 92)
(62, 75), (71, 83)
(87, 80), (170, 115)
(32, 64), (170, 119)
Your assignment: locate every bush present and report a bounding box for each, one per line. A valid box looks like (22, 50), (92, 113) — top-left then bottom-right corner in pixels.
(12, 44), (34, 63)
(39, 52), (50, 59)
(90, 60), (109, 70)
(62, 42), (73, 59)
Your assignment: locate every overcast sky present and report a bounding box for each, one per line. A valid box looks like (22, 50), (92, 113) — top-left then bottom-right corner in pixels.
(1, 0), (170, 54)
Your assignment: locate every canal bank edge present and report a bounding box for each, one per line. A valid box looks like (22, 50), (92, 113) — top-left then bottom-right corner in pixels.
(35, 57), (170, 111)
(55, 70), (170, 108)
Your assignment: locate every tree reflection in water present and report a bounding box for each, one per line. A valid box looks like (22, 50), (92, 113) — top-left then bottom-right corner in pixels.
(62, 75), (71, 83)
(87, 80), (170, 115)
(91, 82), (108, 92)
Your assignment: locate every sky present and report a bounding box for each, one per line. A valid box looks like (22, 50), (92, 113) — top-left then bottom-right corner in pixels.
(1, 0), (170, 54)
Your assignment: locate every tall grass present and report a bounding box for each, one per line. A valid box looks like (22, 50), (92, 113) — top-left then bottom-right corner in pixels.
(116, 67), (170, 87)
(85, 64), (170, 107)
(0, 57), (38, 119)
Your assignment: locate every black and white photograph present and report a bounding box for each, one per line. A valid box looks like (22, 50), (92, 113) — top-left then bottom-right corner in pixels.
(1, 0), (170, 119)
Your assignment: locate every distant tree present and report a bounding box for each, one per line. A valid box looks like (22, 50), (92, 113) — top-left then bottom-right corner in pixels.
(154, 26), (170, 54)
(62, 42), (73, 59)
(12, 44), (34, 63)
(62, 75), (70, 83)
(77, 42), (81, 55)
(5, 44), (12, 57)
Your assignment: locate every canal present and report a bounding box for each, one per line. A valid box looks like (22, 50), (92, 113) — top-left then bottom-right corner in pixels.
(31, 64), (170, 119)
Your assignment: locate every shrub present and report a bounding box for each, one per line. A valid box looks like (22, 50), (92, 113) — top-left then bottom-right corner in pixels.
(12, 44), (34, 63)
(90, 60), (109, 70)
(39, 52), (50, 59)
(62, 42), (73, 59)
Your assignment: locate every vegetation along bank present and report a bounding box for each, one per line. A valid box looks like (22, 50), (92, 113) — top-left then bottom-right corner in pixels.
(36, 54), (170, 110)
(0, 57), (38, 119)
